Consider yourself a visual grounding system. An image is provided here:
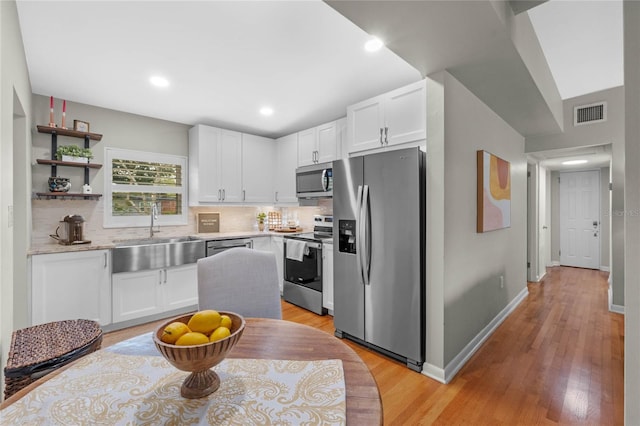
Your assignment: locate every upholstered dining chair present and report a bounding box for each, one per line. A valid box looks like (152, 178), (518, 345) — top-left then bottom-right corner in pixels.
(197, 247), (282, 319)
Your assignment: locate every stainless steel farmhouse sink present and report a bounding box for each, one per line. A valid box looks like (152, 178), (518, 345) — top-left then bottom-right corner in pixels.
(112, 237), (205, 273)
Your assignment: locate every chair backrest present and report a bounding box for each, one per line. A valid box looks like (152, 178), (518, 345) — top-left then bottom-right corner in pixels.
(197, 247), (282, 319)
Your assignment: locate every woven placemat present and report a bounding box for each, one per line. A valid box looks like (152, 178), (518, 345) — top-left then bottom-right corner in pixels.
(5, 319), (102, 375)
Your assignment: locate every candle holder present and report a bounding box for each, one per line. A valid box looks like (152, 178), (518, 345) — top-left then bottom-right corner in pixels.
(48, 96), (55, 128)
(61, 100), (67, 129)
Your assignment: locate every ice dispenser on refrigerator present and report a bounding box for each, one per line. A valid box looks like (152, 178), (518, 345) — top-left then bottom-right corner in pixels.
(338, 220), (357, 254)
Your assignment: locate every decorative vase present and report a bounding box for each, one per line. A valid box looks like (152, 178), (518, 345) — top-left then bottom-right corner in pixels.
(48, 177), (71, 192)
(258, 222), (265, 232)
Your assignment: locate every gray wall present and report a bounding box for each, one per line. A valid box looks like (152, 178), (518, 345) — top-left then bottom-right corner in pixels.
(624, 1), (640, 422)
(31, 95), (190, 196)
(427, 71), (527, 371)
(1, 0), (34, 395)
(549, 167), (610, 270)
(526, 86), (624, 306)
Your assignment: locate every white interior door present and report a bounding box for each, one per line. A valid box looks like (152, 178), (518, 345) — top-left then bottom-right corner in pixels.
(560, 170), (600, 269)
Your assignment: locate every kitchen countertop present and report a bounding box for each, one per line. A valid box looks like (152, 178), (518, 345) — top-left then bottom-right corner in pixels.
(29, 230), (307, 255)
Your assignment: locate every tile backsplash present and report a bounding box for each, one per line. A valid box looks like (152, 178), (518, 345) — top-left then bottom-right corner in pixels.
(31, 199), (332, 248)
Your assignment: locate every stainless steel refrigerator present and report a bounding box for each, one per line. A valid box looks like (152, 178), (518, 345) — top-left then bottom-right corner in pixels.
(333, 147), (425, 372)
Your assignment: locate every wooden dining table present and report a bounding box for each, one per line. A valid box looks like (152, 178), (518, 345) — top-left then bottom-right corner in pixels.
(1, 318), (382, 425)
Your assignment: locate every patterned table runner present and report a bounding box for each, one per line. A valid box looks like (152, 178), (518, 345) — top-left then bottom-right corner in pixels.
(1, 351), (346, 425)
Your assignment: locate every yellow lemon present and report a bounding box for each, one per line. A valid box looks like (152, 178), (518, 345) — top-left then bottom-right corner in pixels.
(187, 310), (221, 335)
(220, 315), (232, 330)
(161, 321), (191, 344)
(175, 332), (210, 346)
(209, 326), (231, 342)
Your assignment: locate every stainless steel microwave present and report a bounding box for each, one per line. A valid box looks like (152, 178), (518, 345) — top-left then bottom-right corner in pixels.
(296, 162), (332, 199)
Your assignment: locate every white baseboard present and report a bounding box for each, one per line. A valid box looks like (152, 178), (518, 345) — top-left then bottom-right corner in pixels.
(551, 261), (560, 267)
(421, 363), (446, 384)
(608, 285), (625, 314)
(600, 266), (610, 272)
(440, 286), (529, 384)
(610, 304), (625, 315)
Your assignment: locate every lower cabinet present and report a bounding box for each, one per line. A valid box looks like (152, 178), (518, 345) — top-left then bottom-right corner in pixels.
(322, 242), (334, 314)
(31, 250), (111, 326)
(112, 264), (198, 323)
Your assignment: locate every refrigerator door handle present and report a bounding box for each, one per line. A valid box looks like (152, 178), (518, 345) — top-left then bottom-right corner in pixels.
(356, 185), (364, 285)
(362, 184), (371, 285)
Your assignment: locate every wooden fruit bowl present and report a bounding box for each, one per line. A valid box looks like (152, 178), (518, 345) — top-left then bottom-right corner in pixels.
(153, 311), (245, 399)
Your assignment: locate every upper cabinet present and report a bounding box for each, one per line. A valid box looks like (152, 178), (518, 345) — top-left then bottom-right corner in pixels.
(189, 124), (276, 205)
(346, 79), (426, 154)
(242, 133), (275, 203)
(189, 125), (242, 204)
(297, 119), (342, 167)
(275, 132), (298, 204)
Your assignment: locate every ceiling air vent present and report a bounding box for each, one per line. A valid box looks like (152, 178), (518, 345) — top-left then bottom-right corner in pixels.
(574, 102), (607, 126)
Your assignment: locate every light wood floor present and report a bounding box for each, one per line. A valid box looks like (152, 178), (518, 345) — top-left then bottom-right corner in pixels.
(102, 266), (624, 425)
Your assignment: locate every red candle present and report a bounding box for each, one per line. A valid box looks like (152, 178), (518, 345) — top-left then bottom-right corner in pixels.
(63, 100), (66, 113)
(50, 96), (53, 108)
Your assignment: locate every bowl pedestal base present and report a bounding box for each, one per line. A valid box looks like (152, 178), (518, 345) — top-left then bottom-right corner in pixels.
(181, 369), (220, 399)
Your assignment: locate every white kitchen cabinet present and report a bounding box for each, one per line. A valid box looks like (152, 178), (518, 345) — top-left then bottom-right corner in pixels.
(316, 121), (338, 164)
(347, 79), (426, 154)
(297, 120), (341, 167)
(251, 236), (272, 252)
(189, 124), (242, 204)
(112, 264), (197, 323)
(297, 127), (318, 167)
(242, 133), (275, 203)
(31, 250), (111, 326)
(322, 242), (334, 314)
(271, 236), (285, 294)
(274, 133), (298, 204)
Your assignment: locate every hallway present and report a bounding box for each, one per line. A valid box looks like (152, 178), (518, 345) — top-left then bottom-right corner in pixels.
(377, 266), (624, 425)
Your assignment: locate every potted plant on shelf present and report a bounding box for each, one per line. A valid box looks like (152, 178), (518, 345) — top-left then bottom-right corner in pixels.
(56, 144), (93, 164)
(257, 212), (267, 232)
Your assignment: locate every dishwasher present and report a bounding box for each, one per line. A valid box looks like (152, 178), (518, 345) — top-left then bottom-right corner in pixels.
(205, 238), (253, 257)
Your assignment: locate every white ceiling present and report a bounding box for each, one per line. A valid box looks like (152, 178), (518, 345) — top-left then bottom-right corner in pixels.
(527, 0), (623, 100)
(16, 1), (623, 143)
(16, 0), (421, 139)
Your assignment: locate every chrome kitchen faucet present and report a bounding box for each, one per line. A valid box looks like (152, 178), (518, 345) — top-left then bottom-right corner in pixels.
(150, 202), (160, 237)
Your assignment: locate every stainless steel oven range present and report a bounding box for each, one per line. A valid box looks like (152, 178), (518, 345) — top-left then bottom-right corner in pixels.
(283, 215), (332, 315)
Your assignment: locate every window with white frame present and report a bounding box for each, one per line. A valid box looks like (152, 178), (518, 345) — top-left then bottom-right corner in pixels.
(104, 148), (188, 228)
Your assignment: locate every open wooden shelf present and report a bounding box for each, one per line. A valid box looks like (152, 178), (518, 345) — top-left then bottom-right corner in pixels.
(35, 192), (102, 200)
(36, 159), (102, 169)
(36, 125), (102, 141)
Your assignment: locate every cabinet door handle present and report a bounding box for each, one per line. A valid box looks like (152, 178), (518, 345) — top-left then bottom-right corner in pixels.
(164, 269), (167, 283)
(159, 270), (163, 285)
(222, 189), (226, 201)
(275, 191), (279, 202)
(218, 189), (221, 200)
(243, 189), (246, 201)
(104, 252), (107, 268)
(384, 126), (389, 144)
(379, 128), (384, 145)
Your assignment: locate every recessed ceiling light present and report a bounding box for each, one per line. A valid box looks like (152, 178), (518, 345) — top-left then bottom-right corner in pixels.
(260, 107), (274, 116)
(149, 75), (169, 88)
(562, 159), (588, 165)
(364, 37), (384, 52)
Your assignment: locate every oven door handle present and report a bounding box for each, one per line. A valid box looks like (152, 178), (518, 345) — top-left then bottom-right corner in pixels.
(284, 240), (322, 250)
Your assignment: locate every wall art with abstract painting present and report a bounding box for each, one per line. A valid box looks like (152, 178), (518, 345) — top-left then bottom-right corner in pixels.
(477, 150), (511, 232)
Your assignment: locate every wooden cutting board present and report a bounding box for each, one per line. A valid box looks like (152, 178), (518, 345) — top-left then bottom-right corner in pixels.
(273, 227), (303, 233)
